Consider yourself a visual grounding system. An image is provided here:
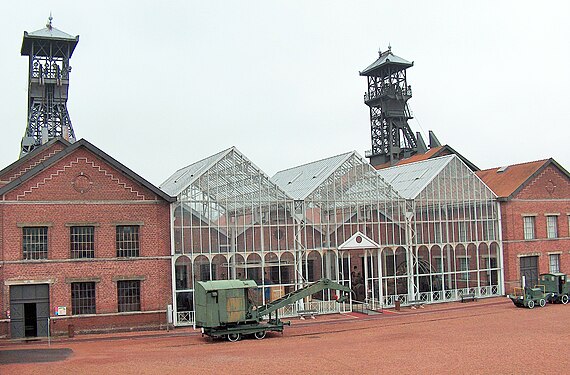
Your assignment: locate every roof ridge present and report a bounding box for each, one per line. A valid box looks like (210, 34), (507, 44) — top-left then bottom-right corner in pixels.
(479, 158), (549, 172)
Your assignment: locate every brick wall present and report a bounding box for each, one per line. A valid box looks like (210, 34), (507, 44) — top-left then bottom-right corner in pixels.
(501, 165), (570, 292)
(0, 142), (173, 337)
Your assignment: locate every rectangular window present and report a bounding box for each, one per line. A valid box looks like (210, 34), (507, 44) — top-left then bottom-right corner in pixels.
(117, 280), (141, 312)
(549, 254), (560, 273)
(71, 282), (96, 315)
(523, 216), (535, 240)
(70, 226), (95, 258)
(116, 225), (140, 257)
(546, 216), (558, 239)
(23, 227), (48, 260)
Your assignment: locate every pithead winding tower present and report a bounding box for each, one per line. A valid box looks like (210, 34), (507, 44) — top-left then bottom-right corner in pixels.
(360, 46), (418, 167)
(20, 16), (78, 157)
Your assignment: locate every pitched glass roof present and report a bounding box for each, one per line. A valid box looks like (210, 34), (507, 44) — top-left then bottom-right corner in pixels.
(270, 152), (354, 200)
(377, 155), (454, 199)
(160, 147), (292, 213)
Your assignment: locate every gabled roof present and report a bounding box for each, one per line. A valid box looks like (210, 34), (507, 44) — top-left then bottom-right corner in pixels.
(160, 147), (292, 212)
(377, 155), (455, 199)
(374, 145), (479, 172)
(359, 48), (413, 77)
(160, 148), (231, 197)
(0, 138), (71, 183)
(476, 158), (570, 200)
(0, 138), (174, 202)
(271, 152), (355, 200)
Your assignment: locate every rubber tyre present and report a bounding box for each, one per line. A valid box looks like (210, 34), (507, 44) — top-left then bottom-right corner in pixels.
(561, 295), (569, 305)
(227, 333), (241, 342)
(527, 300), (535, 309)
(539, 299), (546, 307)
(254, 331), (266, 340)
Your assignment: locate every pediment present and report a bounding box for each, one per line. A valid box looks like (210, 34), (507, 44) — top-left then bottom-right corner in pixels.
(338, 231), (380, 250)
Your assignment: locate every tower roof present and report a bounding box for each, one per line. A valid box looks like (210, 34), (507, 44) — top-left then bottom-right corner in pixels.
(21, 18), (79, 57)
(360, 47), (413, 77)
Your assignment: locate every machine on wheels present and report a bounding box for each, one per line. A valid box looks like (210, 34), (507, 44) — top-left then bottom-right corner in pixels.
(538, 273), (570, 304)
(508, 287), (546, 309)
(195, 278), (352, 342)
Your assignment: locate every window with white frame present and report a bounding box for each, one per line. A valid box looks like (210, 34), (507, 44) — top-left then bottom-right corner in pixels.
(458, 257), (469, 280)
(458, 222), (467, 242)
(546, 215), (558, 239)
(523, 216), (535, 240)
(549, 254), (560, 273)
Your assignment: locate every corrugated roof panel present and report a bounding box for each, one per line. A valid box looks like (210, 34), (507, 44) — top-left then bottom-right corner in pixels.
(271, 152), (354, 200)
(377, 155), (454, 199)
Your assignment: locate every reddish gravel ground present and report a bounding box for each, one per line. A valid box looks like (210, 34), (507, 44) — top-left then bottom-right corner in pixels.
(1, 297), (569, 374)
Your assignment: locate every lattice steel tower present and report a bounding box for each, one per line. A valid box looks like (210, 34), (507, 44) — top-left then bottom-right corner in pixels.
(19, 16), (79, 157)
(360, 46), (417, 167)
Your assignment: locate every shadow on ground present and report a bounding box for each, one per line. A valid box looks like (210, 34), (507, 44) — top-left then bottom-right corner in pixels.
(0, 348), (73, 364)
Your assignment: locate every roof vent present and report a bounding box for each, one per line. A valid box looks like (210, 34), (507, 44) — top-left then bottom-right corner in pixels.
(497, 166), (509, 173)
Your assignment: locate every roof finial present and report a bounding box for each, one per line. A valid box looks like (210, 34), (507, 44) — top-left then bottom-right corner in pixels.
(47, 12), (53, 30)
(378, 46), (382, 57)
(388, 43), (391, 52)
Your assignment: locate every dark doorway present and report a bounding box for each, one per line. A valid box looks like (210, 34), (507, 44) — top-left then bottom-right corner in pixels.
(9, 284), (50, 339)
(520, 256), (539, 288)
(24, 303), (38, 337)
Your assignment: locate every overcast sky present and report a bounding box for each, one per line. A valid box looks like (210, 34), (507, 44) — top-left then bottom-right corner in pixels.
(1, 1), (569, 185)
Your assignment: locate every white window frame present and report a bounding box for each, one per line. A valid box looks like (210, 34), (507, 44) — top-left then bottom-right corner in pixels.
(546, 215), (558, 239)
(549, 254), (560, 273)
(523, 216), (535, 240)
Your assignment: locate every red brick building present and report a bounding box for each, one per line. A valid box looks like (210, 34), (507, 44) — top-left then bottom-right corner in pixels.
(477, 159), (570, 292)
(0, 138), (174, 338)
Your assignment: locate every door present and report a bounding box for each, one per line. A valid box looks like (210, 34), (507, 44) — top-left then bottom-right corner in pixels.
(520, 256), (539, 288)
(10, 284), (50, 339)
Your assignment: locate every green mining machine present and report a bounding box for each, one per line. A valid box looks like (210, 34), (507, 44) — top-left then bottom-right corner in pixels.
(195, 278), (352, 342)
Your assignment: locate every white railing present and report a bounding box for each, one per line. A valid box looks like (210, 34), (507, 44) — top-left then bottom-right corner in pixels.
(383, 285), (501, 307)
(176, 311), (195, 326)
(277, 300), (342, 318)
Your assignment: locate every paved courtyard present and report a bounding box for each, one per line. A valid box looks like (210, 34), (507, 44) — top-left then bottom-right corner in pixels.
(1, 297), (569, 374)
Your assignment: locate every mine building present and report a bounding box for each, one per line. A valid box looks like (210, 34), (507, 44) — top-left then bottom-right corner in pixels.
(477, 159), (570, 292)
(0, 19), (174, 338)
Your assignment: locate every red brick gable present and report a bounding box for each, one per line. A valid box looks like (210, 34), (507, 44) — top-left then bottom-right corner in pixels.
(3, 147), (160, 202)
(477, 159), (570, 200)
(0, 140), (68, 185)
(515, 164), (570, 200)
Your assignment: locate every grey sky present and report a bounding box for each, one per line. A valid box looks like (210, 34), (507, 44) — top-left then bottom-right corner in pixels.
(2, 1), (569, 185)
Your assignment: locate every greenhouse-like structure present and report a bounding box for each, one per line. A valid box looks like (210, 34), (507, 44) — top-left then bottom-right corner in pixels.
(160, 148), (502, 326)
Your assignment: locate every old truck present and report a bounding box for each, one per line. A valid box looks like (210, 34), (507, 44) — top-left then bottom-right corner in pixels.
(195, 278), (352, 341)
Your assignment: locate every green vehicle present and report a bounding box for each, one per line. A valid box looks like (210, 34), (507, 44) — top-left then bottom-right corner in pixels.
(195, 278), (352, 342)
(538, 273), (570, 304)
(508, 286), (546, 309)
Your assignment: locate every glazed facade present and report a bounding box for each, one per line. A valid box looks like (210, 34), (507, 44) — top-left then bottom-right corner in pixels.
(162, 149), (503, 326)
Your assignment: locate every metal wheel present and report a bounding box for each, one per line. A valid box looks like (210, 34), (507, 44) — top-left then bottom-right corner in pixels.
(561, 295), (569, 305)
(539, 299), (546, 307)
(254, 331), (266, 340)
(527, 300), (535, 309)
(227, 333), (241, 342)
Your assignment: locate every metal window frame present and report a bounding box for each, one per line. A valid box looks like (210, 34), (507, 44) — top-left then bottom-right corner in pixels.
(71, 281), (96, 315)
(22, 226), (48, 260)
(70, 226), (95, 258)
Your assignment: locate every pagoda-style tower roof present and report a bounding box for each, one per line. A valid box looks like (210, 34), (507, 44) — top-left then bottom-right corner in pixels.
(360, 47), (413, 77)
(21, 19), (79, 57)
